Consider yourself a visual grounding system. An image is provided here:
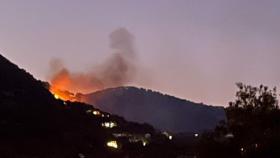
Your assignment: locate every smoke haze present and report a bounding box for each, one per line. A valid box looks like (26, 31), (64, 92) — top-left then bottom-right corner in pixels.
(49, 28), (137, 94)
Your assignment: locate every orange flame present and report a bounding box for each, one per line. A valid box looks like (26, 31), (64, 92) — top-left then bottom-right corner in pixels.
(49, 69), (75, 101)
(49, 68), (102, 102)
(50, 86), (79, 102)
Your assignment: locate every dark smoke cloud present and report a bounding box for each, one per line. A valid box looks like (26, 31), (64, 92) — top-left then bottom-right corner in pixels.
(49, 27), (137, 93)
(110, 27), (135, 56)
(97, 28), (136, 88)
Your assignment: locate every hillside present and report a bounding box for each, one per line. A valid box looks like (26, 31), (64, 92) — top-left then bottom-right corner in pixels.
(82, 87), (226, 133)
(0, 54), (190, 158)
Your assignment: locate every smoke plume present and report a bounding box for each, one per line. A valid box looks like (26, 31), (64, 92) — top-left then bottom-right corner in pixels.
(49, 27), (137, 94)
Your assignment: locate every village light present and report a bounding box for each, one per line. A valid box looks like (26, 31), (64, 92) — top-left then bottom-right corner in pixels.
(162, 131), (173, 140)
(168, 135), (173, 140)
(102, 122), (117, 128)
(103, 122), (110, 128)
(194, 133), (199, 137)
(142, 141), (147, 146)
(107, 140), (118, 149)
(93, 110), (101, 115)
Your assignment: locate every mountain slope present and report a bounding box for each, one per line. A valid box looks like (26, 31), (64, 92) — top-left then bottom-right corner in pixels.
(82, 87), (226, 133)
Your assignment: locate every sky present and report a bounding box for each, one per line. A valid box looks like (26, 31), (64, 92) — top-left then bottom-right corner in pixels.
(0, 0), (280, 106)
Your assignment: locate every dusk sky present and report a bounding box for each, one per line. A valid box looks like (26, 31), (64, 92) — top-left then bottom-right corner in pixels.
(1, 0), (280, 106)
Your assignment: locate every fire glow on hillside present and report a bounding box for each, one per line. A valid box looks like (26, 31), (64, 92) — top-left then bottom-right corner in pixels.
(50, 86), (80, 102)
(48, 28), (137, 102)
(48, 67), (101, 101)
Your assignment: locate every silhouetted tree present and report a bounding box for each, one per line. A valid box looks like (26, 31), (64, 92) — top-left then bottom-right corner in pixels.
(198, 83), (280, 158)
(229, 83), (278, 110)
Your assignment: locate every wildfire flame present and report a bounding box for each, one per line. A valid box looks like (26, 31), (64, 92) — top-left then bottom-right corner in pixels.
(48, 28), (137, 102)
(49, 68), (78, 101)
(48, 68), (103, 102)
(50, 86), (79, 102)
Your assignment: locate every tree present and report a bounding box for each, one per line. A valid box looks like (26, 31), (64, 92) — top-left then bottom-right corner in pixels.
(226, 83), (280, 157)
(198, 83), (280, 158)
(229, 83), (278, 110)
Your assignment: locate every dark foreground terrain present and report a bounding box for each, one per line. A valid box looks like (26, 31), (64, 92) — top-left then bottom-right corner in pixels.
(0, 55), (197, 157)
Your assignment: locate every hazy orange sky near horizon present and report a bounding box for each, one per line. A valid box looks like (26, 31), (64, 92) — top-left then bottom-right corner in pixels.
(1, 0), (280, 106)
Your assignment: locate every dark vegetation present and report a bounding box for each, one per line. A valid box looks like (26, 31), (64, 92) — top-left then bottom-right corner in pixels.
(83, 87), (225, 133)
(197, 83), (280, 158)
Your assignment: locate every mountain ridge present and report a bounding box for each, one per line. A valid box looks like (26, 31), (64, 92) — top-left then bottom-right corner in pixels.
(87, 86), (221, 107)
(82, 86), (226, 133)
